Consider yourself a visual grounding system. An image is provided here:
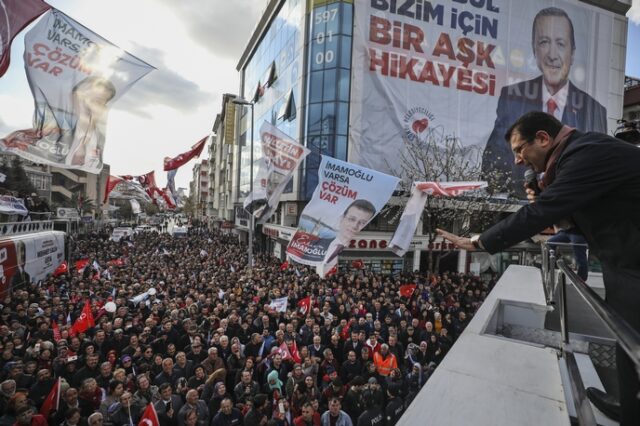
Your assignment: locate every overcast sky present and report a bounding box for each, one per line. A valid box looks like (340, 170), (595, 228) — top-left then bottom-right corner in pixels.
(0, 0), (638, 194)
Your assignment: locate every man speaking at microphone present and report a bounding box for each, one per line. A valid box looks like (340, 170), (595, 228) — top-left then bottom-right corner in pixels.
(437, 111), (640, 425)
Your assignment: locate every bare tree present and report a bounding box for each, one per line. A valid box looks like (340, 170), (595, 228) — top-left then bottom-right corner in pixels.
(389, 130), (516, 273)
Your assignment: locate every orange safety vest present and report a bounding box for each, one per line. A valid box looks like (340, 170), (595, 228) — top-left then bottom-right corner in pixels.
(373, 352), (397, 376)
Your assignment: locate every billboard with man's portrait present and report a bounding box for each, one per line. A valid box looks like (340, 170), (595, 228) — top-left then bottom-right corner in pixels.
(349, 0), (614, 194)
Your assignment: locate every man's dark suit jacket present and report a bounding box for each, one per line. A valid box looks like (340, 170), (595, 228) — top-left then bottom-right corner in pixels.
(480, 131), (640, 322)
(481, 76), (607, 196)
(154, 395), (184, 426)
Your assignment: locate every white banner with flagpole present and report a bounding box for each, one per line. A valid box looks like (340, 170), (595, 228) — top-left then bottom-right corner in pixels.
(0, 9), (154, 173)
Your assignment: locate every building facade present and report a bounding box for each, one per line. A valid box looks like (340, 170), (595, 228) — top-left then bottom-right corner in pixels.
(208, 94), (239, 228)
(224, 0), (632, 273)
(191, 159), (209, 219)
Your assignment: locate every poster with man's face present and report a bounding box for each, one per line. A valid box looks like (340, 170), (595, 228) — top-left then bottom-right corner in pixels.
(348, 0), (613, 181)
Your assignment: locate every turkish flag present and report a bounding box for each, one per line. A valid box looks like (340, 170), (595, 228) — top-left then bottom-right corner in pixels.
(40, 377), (60, 418)
(0, 0), (51, 77)
(74, 258), (89, 273)
(103, 175), (124, 203)
(70, 302), (95, 335)
(399, 284), (417, 298)
(297, 296), (311, 316)
(51, 320), (61, 342)
(279, 260), (289, 271)
(53, 260), (68, 277)
(138, 402), (160, 426)
(163, 136), (207, 171)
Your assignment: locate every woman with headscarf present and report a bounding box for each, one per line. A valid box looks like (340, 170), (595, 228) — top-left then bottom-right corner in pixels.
(405, 362), (425, 405)
(207, 381), (231, 417)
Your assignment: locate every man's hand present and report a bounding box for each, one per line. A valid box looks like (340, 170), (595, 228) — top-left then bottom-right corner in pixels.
(436, 229), (476, 251)
(525, 188), (537, 204)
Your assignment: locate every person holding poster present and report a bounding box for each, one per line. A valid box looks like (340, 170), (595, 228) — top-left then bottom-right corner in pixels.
(482, 7), (607, 196)
(286, 156), (399, 276)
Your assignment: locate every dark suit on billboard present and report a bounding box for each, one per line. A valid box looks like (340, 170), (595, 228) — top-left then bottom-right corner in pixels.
(10, 268), (30, 293)
(481, 76), (607, 196)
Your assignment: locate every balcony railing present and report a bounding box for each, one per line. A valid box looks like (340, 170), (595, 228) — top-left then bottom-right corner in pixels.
(542, 242), (640, 425)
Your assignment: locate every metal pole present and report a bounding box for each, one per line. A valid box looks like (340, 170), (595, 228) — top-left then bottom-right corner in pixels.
(248, 103), (254, 268)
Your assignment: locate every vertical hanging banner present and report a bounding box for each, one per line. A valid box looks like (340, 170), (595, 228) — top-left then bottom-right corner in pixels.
(0, 9), (154, 173)
(389, 181), (487, 257)
(0, 0), (51, 77)
(244, 122), (310, 224)
(286, 156), (399, 276)
(349, 0), (613, 195)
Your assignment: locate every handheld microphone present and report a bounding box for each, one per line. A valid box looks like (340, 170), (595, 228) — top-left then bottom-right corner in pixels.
(524, 169), (541, 195)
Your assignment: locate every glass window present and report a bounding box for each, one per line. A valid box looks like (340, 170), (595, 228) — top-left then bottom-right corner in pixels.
(321, 103), (335, 135)
(323, 69), (336, 101)
(308, 104), (323, 134)
(335, 136), (347, 160)
(309, 71), (323, 103)
(341, 3), (353, 36)
(340, 36), (352, 68)
(337, 102), (349, 135)
(338, 68), (351, 102)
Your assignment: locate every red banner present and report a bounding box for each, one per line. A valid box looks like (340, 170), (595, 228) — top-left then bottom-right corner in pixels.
(40, 377), (60, 418)
(399, 284), (417, 298)
(103, 175), (124, 203)
(297, 296), (311, 316)
(70, 302), (95, 335)
(75, 258), (89, 273)
(53, 260), (67, 277)
(0, 0), (51, 77)
(138, 403), (160, 426)
(163, 136), (207, 171)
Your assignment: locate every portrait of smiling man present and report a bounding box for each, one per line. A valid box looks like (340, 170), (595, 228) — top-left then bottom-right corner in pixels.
(481, 6), (607, 197)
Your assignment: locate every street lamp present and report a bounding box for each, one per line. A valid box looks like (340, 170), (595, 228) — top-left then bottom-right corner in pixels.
(232, 96), (255, 268)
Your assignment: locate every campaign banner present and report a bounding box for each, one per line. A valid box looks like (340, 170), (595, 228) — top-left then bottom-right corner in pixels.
(244, 122), (310, 224)
(0, 195), (28, 216)
(269, 296), (288, 313)
(286, 156), (399, 275)
(0, 0), (50, 77)
(0, 9), (153, 173)
(0, 232), (65, 298)
(349, 0), (612, 194)
(389, 181), (487, 256)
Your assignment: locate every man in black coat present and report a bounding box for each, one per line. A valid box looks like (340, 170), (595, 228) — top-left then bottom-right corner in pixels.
(440, 111), (640, 425)
(481, 7), (607, 197)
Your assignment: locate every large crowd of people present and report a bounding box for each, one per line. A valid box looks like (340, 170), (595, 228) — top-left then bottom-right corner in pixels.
(0, 226), (493, 426)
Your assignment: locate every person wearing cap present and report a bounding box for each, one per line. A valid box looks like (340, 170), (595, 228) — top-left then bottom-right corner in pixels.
(28, 369), (54, 410)
(320, 397), (352, 426)
(384, 384), (404, 426)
